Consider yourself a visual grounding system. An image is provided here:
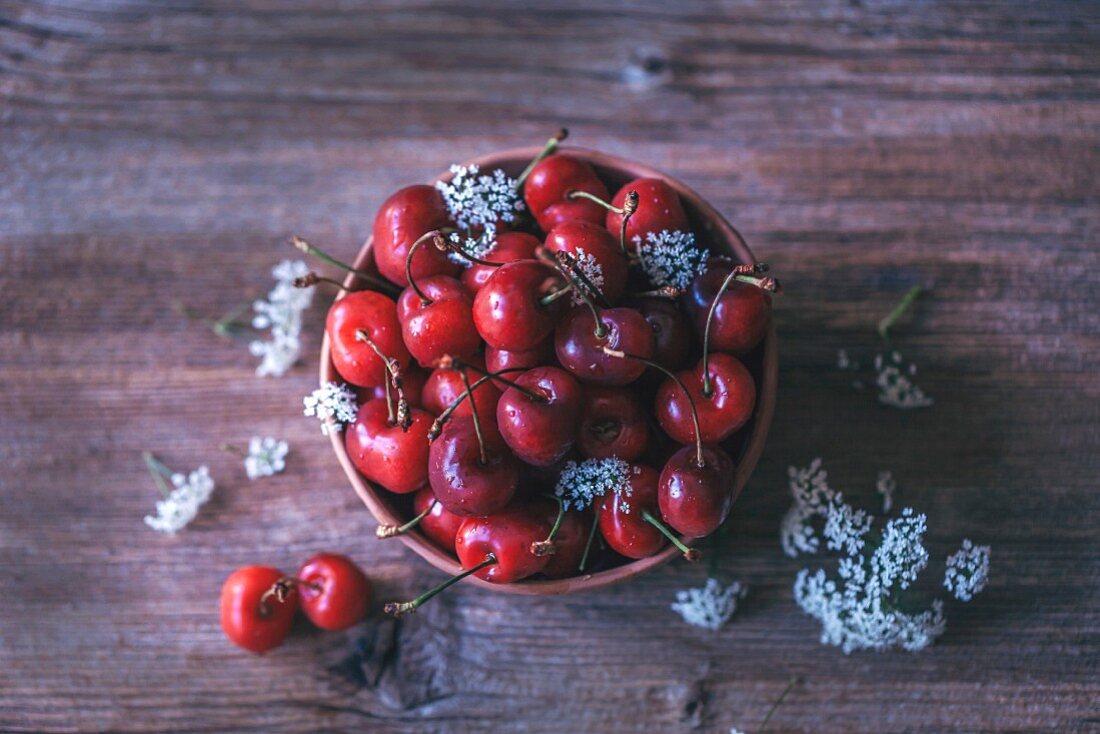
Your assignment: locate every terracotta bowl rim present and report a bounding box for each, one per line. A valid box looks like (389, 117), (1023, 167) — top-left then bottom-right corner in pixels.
(319, 145), (778, 595)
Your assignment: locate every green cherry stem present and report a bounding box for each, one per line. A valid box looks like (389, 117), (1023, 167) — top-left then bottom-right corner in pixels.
(514, 128), (569, 191)
(460, 368), (489, 466)
(877, 286), (924, 348)
(700, 262), (780, 397)
(530, 495), (565, 556)
(566, 189), (638, 256)
(642, 510), (700, 561)
(384, 554), (498, 617)
(293, 271), (349, 291)
(291, 236), (399, 296)
(376, 500), (438, 539)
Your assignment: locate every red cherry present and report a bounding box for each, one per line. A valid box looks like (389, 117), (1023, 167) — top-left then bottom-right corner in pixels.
(578, 386), (649, 461)
(496, 366), (583, 466)
(606, 177), (689, 245)
(454, 504), (551, 583)
(523, 155), (609, 232)
(429, 415), (519, 517)
(397, 275), (480, 369)
(485, 338), (552, 374)
(359, 366), (427, 409)
(685, 259), (772, 356)
(472, 260), (566, 351)
(372, 185), (459, 287)
(421, 356), (502, 426)
(597, 464), (666, 559)
(656, 354), (756, 444)
(554, 306), (656, 386)
(461, 232), (541, 293)
(219, 566), (297, 654)
(635, 297), (692, 371)
(327, 291), (411, 387)
(412, 486), (465, 554)
(657, 444), (735, 538)
(345, 399), (432, 494)
(534, 501), (595, 579)
(295, 553), (372, 631)
(544, 220), (628, 304)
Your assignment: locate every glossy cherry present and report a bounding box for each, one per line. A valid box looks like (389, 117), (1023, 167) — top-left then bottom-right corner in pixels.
(295, 553), (372, 631)
(461, 231), (541, 293)
(686, 258), (773, 356)
(656, 354), (756, 444)
(421, 356), (502, 426)
(472, 259), (566, 351)
(597, 464), (666, 559)
(523, 154), (609, 232)
(359, 365), (427, 409)
(455, 504), (552, 583)
(485, 338), (552, 374)
(544, 220), (628, 304)
(606, 177), (690, 246)
(554, 306), (655, 386)
(372, 184), (459, 286)
(413, 486), (465, 554)
(398, 274), (480, 368)
(496, 366), (583, 466)
(635, 297), (692, 371)
(533, 499), (594, 579)
(429, 415), (519, 517)
(327, 291), (410, 387)
(578, 386), (649, 461)
(658, 444), (735, 538)
(346, 399), (433, 494)
(220, 565), (298, 654)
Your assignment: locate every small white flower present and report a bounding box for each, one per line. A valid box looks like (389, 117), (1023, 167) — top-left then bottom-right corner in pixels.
(944, 539), (991, 602)
(823, 496), (872, 556)
(634, 229), (709, 290)
(876, 470), (896, 513)
(250, 259), (314, 377)
(144, 465), (215, 534)
(446, 230), (496, 267)
(303, 382), (358, 435)
(671, 578), (747, 631)
(836, 348), (852, 370)
(874, 351), (933, 409)
(872, 508), (929, 591)
(436, 164), (524, 233)
(567, 247), (605, 305)
(244, 436), (289, 480)
(555, 457), (631, 511)
(780, 459), (836, 557)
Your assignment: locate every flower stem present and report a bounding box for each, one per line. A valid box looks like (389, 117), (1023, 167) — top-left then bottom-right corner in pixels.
(384, 554), (497, 616)
(174, 302), (252, 340)
(578, 515), (600, 572)
(514, 128), (569, 191)
(877, 286), (924, 347)
(220, 443), (246, 457)
(376, 500), (437, 539)
(759, 676), (799, 732)
(291, 236), (399, 295)
(642, 510), (700, 561)
(142, 451), (174, 497)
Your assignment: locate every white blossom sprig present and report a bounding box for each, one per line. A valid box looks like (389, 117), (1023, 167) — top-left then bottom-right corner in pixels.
(250, 259), (314, 377)
(242, 436), (289, 480)
(303, 382), (358, 435)
(554, 457), (632, 511)
(567, 248), (606, 306)
(634, 229), (710, 290)
(944, 539), (991, 602)
(874, 351), (934, 409)
(142, 453), (215, 534)
(436, 164), (524, 232)
(671, 577), (747, 631)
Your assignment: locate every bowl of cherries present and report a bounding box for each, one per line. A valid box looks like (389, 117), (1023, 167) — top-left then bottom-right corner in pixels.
(316, 131), (778, 611)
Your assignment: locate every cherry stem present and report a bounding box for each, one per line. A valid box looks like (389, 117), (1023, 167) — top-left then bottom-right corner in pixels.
(460, 368), (489, 465)
(603, 347), (705, 468)
(701, 262), (777, 397)
(384, 554), (498, 617)
(438, 356), (546, 402)
(434, 235), (507, 268)
(631, 286), (682, 300)
(376, 500), (437, 539)
(539, 284), (574, 306)
(514, 128), (569, 191)
(549, 251), (607, 338)
(291, 236), (399, 296)
(258, 576), (323, 616)
(760, 677), (800, 732)
(293, 271), (348, 291)
(642, 510), (700, 561)
(566, 189), (638, 256)
(530, 495), (565, 556)
(558, 249), (611, 309)
(578, 516), (600, 572)
(142, 451), (174, 498)
(428, 368), (526, 440)
(355, 329), (410, 429)
(877, 286), (924, 348)
(404, 230), (446, 305)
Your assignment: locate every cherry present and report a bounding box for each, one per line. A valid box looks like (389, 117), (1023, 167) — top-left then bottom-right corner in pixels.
(220, 565), (298, 654)
(472, 259), (566, 351)
(686, 258), (774, 356)
(415, 487), (465, 553)
(496, 366), (583, 466)
(372, 184), (459, 287)
(455, 504), (552, 583)
(597, 464), (665, 559)
(327, 291), (410, 387)
(461, 231), (540, 293)
(544, 220), (628, 304)
(578, 386), (649, 461)
(398, 259), (481, 368)
(554, 305), (655, 386)
(531, 499), (594, 579)
(634, 297), (692, 371)
(429, 415), (519, 517)
(606, 177), (690, 246)
(422, 356), (502, 427)
(524, 154), (609, 232)
(294, 553), (372, 631)
(658, 444), (735, 538)
(346, 399), (432, 494)
(485, 338), (552, 374)
(656, 354), (756, 445)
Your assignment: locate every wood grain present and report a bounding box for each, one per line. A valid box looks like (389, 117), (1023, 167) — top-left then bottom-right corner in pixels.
(1, 1), (1098, 732)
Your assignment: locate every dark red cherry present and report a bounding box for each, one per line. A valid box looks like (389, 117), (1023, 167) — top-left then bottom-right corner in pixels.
(429, 415), (519, 517)
(412, 486), (465, 554)
(496, 366), (583, 466)
(554, 306), (656, 386)
(578, 386), (649, 461)
(359, 365), (427, 409)
(686, 259), (772, 356)
(454, 504), (551, 583)
(656, 354), (756, 444)
(544, 220), (628, 304)
(606, 177), (690, 246)
(485, 338), (552, 374)
(634, 297), (692, 371)
(658, 444), (734, 538)
(397, 276), (480, 368)
(295, 553), (372, 631)
(421, 356), (502, 427)
(461, 231), (541, 293)
(345, 399), (432, 494)
(523, 155), (609, 232)
(372, 184), (459, 287)
(597, 464), (666, 559)
(472, 260), (566, 351)
(534, 500), (594, 579)
(327, 291), (411, 387)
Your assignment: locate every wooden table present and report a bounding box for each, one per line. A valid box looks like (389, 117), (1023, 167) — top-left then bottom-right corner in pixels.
(2, 2), (1097, 732)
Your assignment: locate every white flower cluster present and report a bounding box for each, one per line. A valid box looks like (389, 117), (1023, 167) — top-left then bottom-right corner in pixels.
(874, 351), (934, 409)
(554, 457), (632, 511)
(436, 164), (524, 267)
(250, 259), (314, 377)
(568, 247), (606, 305)
(244, 436), (289, 480)
(303, 382), (358, 435)
(144, 465), (215, 534)
(783, 459), (990, 654)
(671, 577), (747, 631)
(634, 229), (709, 290)
(944, 539), (991, 602)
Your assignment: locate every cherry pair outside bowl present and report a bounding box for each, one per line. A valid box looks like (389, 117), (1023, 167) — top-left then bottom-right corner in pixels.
(319, 146), (778, 595)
